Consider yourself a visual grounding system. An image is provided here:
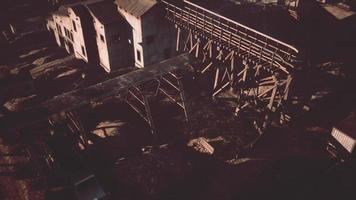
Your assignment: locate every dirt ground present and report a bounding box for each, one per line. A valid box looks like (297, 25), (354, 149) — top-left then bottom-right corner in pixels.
(2, 19), (356, 200)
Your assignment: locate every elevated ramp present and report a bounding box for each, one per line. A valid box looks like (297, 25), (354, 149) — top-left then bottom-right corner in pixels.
(1, 54), (193, 130)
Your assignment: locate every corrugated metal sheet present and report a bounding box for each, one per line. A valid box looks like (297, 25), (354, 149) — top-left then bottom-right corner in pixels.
(115, 0), (157, 18)
(332, 127), (356, 153)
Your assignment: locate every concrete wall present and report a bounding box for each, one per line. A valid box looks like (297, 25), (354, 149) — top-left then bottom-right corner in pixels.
(105, 22), (133, 72)
(118, 4), (176, 68)
(94, 15), (134, 72)
(117, 8), (144, 68)
(141, 5), (176, 67)
(52, 15), (64, 47)
(52, 13), (74, 54)
(92, 17), (133, 73)
(46, 17), (61, 46)
(68, 8), (88, 62)
(67, 6), (99, 65)
(93, 18), (110, 71)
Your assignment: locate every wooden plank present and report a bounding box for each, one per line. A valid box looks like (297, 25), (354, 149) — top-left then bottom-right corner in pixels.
(30, 55), (78, 79)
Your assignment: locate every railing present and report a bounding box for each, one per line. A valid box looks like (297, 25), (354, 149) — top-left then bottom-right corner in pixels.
(162, 0), (300, 73)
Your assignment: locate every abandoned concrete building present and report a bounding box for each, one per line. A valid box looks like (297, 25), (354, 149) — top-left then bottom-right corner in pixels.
(48, 1), (102, 64)
(66, 2), (100, 64)
(47, 0), (176, 70)
(87, 1), (133, 72)
(115, 0), (176, 68)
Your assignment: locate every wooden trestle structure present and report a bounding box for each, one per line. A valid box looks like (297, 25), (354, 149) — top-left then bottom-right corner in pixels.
(162, 0), (302, 117)
(2, 54), (193, 142)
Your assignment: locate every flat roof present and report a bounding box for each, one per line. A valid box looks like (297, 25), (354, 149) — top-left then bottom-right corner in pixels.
(182, 0), (300, 46)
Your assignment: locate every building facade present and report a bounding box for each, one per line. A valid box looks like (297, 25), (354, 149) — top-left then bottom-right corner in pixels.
(115, 0), (176, 68)
(67, 3), (100, 64)
(51, 8), (75, 54)
(48, 1), (103, 64)
(87, 1), (133, 72)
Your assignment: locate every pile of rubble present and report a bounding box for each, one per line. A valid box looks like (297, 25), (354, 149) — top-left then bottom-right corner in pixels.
(114, 145), (192, 198)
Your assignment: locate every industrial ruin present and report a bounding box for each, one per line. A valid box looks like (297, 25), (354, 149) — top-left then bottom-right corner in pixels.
(1, 0), (356, 199)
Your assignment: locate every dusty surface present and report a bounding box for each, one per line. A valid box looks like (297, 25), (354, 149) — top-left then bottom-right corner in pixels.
(1, 2), (356, 199)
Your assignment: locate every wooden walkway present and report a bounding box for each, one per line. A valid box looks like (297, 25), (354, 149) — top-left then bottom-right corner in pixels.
(0, 54), (192, 131)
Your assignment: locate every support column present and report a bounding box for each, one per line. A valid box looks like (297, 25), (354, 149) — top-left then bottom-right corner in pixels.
(176, 27), (181, 52)
(142, 95), (157, 139)
(177, 77), (190, 123)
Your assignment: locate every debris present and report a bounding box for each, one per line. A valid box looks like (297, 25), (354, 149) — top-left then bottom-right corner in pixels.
(115, 146), (191, 197)
(303, 105), (310, 112)
(3, 95), (38, 112)
(54, 68), (80, 79)
(226, 157), (251, 165)
(19, 47), (48, 59)
(30, 55), (77, 79)
(92, 120), (126, 138)
(280, 112), (292, 124)
(188, 137), (214, 155)
(226, 157), (268, 166)
(32, 55), (53, 66)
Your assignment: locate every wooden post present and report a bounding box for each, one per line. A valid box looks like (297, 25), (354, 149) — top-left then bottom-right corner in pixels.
(283, 75), (293, 101)
(242, 60), (249, 82)
(176, 27), (181, 51)
(177, 77), (190, 123)
(268, 78), (278, 110)
(142, 95), (157, 140)
(214, 67), (220, 90)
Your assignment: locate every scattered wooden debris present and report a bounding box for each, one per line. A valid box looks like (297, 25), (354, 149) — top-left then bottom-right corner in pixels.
(114, 145), (191, 197)
(30, 55), (78, 80)
(19, 47), (49, 59)
(188, 137), (214, 155)
(3, 95), (39, 112)
(92, 120), (126, 138)
(54, 68), (81, 80)
(225, 157), (268, 166)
